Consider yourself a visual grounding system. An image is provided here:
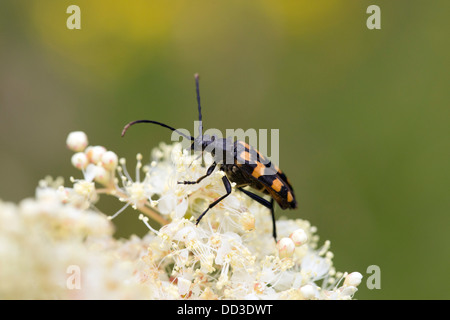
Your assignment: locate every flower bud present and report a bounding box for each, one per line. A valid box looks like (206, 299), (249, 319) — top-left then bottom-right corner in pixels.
(101, 151), (118, 170)
(300, 284), (316, 299)
(344, 272), (363, 287)
(289, 228), (308, 246)
(276, 237), (295, 259)
(86, 146), (107, 164)
(71, 152), (88, 170)
(66, 131), (88, 152)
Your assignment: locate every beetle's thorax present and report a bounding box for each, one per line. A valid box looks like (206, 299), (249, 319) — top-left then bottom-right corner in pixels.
(192, 135), (235, 164)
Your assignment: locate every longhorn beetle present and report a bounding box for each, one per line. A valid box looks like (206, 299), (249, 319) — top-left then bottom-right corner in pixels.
(121, 74), (297, 240)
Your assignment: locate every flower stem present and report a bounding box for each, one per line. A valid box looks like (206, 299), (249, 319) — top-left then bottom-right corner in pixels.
(96, 187), (169, 226)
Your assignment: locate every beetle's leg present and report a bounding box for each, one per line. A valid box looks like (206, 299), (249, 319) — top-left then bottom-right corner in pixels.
(270, 198), (276, 241)
(178, 162), (216, 185)
(196, 175), (232, 225)
(238, 187), (277, 241)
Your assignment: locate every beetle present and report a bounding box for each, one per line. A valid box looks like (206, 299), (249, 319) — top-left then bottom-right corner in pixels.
(121, 74), (297, 240)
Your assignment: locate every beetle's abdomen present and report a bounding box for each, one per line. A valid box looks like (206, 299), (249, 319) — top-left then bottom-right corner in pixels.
(232, 141), (297, 210)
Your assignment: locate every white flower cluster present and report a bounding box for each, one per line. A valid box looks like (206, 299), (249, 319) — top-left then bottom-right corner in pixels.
(0, 131), (362, 299)
(0, 178), (152, 299)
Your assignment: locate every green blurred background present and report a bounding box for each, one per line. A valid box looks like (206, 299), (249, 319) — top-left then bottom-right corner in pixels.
(0, 1), (449, 299)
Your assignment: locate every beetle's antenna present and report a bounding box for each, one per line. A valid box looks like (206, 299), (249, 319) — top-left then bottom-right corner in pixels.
(194, 73), (203, 137)
(121, 120), (195, 141)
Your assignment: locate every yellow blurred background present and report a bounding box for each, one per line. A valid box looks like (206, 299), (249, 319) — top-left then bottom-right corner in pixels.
(0, 0), (449, 299)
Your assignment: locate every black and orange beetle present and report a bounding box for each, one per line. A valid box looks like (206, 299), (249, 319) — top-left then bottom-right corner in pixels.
(122, 74), (297, 240)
